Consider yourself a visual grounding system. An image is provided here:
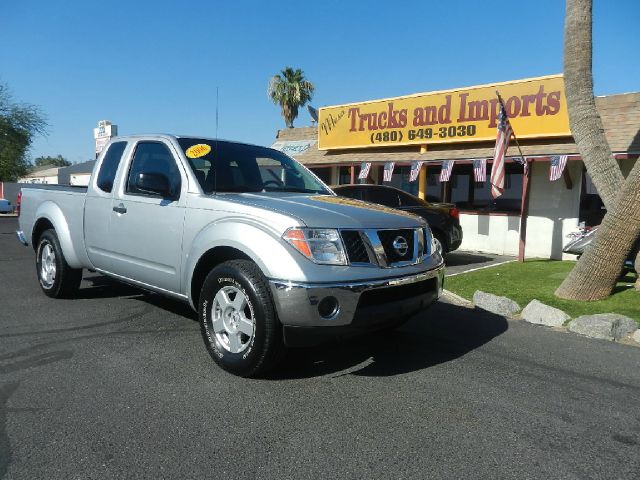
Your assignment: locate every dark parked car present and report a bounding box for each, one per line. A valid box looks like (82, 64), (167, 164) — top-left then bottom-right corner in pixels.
(333, 184), (463, 253)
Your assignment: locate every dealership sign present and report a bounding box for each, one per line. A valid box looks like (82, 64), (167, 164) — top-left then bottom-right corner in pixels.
(318, 74), (570, 150)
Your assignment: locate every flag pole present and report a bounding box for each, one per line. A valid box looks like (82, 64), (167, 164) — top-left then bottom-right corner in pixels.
(496, 90), (532, 263)
(496, 90), (527, 165)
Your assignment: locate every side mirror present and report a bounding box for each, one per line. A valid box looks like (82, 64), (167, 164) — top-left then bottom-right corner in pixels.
(135, 172), (173, 199)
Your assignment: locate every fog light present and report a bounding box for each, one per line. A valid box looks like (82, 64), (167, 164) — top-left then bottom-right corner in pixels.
(318, 296), (339, 319)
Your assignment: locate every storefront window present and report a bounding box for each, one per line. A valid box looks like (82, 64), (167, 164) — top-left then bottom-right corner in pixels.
(387, 165), (418, 196)
(310, 167), (332, 186)
(338, 166), (351, 185)
(444, 163), (523, 213)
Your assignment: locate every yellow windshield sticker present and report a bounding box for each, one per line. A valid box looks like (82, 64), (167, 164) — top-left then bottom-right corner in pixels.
(185, 144), (212, 159)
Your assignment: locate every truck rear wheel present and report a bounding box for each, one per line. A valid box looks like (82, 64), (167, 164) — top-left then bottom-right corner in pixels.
(198, 259), (283, 377)
(36, 229), (83, 298)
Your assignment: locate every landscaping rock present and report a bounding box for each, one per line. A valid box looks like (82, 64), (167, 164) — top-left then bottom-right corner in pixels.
(633, 330), (640, 345)
(521, 300), (570, 327)
(568, 314), (638, 341)
(473, 290), (521, 317)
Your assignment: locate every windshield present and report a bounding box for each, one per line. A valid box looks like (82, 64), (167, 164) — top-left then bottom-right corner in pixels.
(177, 138), (331, 195)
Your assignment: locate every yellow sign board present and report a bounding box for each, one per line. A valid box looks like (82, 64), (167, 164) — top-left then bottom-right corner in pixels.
(318, 74), (570, 150)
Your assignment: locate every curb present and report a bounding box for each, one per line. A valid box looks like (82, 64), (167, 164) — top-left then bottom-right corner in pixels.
(449, 288), (640, 347)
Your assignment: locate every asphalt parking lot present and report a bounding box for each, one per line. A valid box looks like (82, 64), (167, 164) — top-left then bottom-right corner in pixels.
(1, 217), (639, 479)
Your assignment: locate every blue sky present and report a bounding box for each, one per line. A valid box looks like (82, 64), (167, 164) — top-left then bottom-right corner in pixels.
(1, 0), (638, 163)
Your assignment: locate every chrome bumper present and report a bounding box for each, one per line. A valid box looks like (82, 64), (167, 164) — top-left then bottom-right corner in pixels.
(269, 263), (444, 327)
(16, 230), (28, 246)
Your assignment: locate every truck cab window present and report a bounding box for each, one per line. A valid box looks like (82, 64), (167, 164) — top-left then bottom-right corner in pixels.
(96, 141), (127, 193)
(126, 142), (182, 198)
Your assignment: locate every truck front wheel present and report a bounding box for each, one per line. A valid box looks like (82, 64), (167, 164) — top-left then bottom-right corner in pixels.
(198, 260), (283, 377)
(36, 229), (83, 298)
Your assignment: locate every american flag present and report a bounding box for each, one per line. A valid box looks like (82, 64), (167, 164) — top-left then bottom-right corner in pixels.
(358, 162), (372, 180)
(473, 159), (487, 182)
(383, 162), (395, 182)
(409, 161), (425, 182)
(440, 160), (454, 182)
(549, 155), (568, 181)
(490, 101), (513, 198)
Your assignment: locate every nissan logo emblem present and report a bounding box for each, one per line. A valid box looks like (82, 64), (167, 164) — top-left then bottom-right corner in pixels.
(392, 236), (409, 256)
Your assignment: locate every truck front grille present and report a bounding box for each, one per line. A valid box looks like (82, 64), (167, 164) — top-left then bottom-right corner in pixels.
(377, 229), (415, 263)
(340, 228), (423, 268)
(341, 230), (370, 264)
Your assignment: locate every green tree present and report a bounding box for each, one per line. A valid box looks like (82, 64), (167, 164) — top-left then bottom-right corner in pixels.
(555, 0), (640, 299)
(0, 83), (47, 181)
(34, 155), (71, 168)
(268, 67), (315, 128)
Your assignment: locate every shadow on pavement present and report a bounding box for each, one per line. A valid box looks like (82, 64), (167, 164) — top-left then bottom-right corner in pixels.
(445, 252), (496, 267)
(76, 275), (507, 378)
(80, 274), (198, 321)
(267, 301), (508, 379)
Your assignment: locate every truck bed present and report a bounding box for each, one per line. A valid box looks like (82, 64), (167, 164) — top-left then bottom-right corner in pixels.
(18, 185), (88, 268)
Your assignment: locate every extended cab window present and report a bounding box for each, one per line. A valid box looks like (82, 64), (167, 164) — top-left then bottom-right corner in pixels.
(126, 142), (181, 198)
(96, 141), (127, 193)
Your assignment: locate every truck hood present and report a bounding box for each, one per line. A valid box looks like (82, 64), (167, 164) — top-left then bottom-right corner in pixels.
(222, 193), (425, 229)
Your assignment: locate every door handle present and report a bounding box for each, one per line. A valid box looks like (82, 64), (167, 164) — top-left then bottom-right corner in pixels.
(112, 204), (127, 214)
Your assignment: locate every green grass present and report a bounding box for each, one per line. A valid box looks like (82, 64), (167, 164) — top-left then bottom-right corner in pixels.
(445, 260), (640, 325)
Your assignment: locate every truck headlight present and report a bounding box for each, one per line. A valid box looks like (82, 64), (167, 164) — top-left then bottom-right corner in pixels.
(283, 228), (347, 265)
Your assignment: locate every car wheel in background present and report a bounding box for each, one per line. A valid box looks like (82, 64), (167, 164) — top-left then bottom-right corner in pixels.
(36, 229), (83, 298)
(432, 231), (446, 255)
(198, 259), (284, 377)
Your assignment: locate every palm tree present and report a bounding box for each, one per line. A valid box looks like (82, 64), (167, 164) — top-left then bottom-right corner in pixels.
(555, 0), (640, 300)
(268, 67), (315, 128)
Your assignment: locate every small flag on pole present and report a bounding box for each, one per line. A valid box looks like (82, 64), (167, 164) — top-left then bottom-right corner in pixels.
(490, 101), (513, 198)
(440, 160), (454, 182)
(409, 161), (425, 182)
(549, 155), (568, 181)
(473, 159), (487, 182)
(358, 162), (372, 180)
(383, 162), (395, 182)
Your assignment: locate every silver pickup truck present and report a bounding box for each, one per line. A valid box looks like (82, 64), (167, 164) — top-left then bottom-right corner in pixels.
(16, 134), (444, 376)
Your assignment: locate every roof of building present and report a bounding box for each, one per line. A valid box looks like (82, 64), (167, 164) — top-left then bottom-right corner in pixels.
(57, 160), (96, 184)
(22, 166), (60, 177)
(274, 93), (640, 165)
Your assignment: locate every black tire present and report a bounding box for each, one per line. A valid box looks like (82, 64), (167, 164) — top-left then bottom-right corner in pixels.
(35, 229), (83, 298)
(198, 259), (283, 377)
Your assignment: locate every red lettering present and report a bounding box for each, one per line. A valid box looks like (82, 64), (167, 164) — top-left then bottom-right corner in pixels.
(348, 107), (360, 132)
(438, 95), (452, 124)
(488, 98), (500, 128)
(398, 109), (407, 127)
(520, 94), (537, 117)
(457, 93), (469, 122)
(412, 107), (424, 127)
(378, 111), (388, 129)
(546, 91), (561, 115)
(367, 113), (379, 131)
(505, 96), (521, 117)
(534, 85), (548, 116)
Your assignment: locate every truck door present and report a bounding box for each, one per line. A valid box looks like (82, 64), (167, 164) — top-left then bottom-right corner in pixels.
(107, 140), (187, 293)
(84, 140), (129, 271)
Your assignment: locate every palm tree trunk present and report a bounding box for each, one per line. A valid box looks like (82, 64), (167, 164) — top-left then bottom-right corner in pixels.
(556, 160), (640, 300)
(563, 0), (624, 209)
(556, 0), (640, 300)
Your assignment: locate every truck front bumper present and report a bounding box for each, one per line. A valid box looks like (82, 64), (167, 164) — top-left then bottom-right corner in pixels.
(269, 262), (444, 344)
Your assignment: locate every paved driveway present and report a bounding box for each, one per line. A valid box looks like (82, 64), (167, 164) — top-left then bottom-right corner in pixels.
(1, 217), (639, 479)
(445, 250), (516, 276)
